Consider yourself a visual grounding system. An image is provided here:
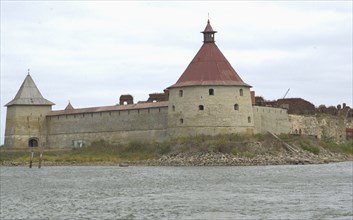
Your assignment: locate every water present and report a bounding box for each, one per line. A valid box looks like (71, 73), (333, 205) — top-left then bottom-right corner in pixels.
(1, 162), (352, 220)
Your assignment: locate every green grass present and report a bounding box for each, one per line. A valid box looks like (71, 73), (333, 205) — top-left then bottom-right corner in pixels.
(299, 139), (320, 155)
(1, 133), (352, 164)
(320, 139), (353, 155)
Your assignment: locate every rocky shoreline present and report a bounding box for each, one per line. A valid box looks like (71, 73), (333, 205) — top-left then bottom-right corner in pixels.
(131, 151), (350, 166)
(2, 150), (350, 167)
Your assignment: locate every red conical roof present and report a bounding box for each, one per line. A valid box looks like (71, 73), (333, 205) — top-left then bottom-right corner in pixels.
(169, 20), (250, 88)
(202, 19), (216, 33)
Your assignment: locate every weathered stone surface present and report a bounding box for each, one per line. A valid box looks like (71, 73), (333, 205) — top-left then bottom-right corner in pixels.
(46, 107), (169, 148)
(289, 114), (353, 142)
(4, 105), (52, 148)
(167, 86), (255, 137)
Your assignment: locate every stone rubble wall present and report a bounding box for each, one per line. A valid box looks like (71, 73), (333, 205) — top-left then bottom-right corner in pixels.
(289, 114), (353, 142)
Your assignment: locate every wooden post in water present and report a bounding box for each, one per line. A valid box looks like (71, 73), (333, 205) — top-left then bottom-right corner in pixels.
(29, 151), (34, 168)
(38, 152), (43, 168)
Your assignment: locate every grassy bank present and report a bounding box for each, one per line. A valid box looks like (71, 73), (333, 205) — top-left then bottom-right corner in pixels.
(1, 133), (352, 165)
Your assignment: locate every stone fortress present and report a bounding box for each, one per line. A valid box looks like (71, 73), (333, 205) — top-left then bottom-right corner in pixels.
(4, 20), (352, 148)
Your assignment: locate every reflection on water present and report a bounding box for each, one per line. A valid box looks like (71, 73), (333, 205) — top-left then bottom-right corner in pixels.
(1, 162), (352, 220)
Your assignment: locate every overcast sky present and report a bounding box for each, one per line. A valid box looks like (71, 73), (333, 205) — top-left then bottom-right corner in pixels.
(1, 1), (352, 144)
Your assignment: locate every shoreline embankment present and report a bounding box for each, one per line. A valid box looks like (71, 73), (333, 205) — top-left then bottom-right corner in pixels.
(1, 133), (352, 167)
(2, 151), (351, 167)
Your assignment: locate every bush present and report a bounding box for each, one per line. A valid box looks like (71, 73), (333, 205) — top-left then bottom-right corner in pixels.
(156, 142), (171, 155)
(320, 140), (353, 155)
(300, 139), (320, 155)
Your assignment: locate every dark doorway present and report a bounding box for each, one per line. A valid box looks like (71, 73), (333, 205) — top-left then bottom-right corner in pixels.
(28, 138), (38, 147)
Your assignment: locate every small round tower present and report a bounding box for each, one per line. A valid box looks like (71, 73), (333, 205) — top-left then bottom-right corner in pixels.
(4, 73), (54, 148)
(167, 20), (254, 137)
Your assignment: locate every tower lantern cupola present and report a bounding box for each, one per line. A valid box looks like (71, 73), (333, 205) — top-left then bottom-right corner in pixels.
(201, 19), (217, 43)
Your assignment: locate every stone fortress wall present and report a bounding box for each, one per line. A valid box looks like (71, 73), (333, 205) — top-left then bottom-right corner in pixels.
(289, 114), (353, 143)
(44, 100), (292, 148)
(167, 86), (255, 137)
(5, 89), (351, 148)
(4, 105), (51, 148)
(253, 106), (291, 134)
(46, 104), (169, 148)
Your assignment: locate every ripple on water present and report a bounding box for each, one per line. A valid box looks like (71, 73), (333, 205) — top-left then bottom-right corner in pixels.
(1, 162), (352, 220)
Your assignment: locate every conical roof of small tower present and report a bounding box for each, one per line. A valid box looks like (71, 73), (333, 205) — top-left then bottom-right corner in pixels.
(65, 101), (74, 110)
(202, 19), (216, 33)
(5, 74), (55, 106)
(169, 20), (250, 88)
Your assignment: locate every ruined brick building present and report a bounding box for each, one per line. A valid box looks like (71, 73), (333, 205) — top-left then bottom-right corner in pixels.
(4, 20), (351, 148)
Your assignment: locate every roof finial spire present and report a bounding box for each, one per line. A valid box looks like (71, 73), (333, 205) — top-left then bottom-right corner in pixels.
(202, 18), (217, 43)
(27, 68), (30, 75)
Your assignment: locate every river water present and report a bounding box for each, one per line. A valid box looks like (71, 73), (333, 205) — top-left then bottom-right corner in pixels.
(0, 162), (352, 220)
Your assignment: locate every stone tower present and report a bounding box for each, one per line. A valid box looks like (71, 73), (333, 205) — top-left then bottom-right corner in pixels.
(4, 74), (54, 148)
(167, 20), (255, 137)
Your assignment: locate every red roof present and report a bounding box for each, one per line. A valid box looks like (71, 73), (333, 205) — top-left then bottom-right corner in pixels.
(169, 41), (250, 88)
(202, 19), (216, 33)
(47, 101), (168, 116)
(169, 21), (250, 88)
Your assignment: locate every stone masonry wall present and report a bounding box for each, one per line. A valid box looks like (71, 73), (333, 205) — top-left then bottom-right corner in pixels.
(253, 106), (291, 134)
(167, 86), (255, 137)
(289, 114), (353, 142)
(5, 105), (52, 148)
(47, 107), (168, 148)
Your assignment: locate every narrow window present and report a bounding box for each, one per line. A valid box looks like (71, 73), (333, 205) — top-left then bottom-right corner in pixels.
(180, 118), (184, 124)
(248, 116), (251, 123)
(179, 90), (183, 97)
(199, 105), (204, 111)
(234, 104), (239, 110)
(240, 89), (243, 96)
(172, 105), (175, 111)
(209, 88), (214, 96)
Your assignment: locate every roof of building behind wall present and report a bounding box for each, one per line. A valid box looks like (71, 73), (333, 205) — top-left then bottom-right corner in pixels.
(5, 74), (55, 106)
